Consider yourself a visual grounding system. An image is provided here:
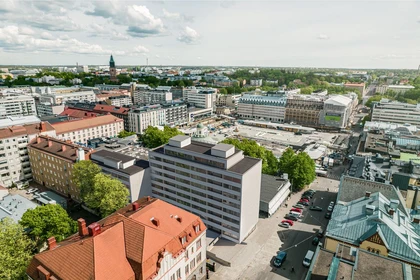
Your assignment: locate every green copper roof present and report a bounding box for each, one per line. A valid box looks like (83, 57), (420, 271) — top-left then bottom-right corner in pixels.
(110, 54), (114, 63)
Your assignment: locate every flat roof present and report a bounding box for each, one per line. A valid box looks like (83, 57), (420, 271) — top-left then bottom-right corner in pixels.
(34, 191), (67, 208)
(228, 156), (260, 175)
(212, 143), (233, 152)
(92, 149), (136, 164)
(260, 174), (290, 203)
(0, 194), (38, 222)
(171, 135), (190, 142)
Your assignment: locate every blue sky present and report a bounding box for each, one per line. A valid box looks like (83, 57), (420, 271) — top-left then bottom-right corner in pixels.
(0, 0), (419, 68)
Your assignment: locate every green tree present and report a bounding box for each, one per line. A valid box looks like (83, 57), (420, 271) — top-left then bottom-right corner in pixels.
(278, 148), (295, 175)
(365, 95), (383, 108)
(219, 88), (228, 94)
(72, 160), (102, 200)
(20, 204), (77, 245)
(289, 152), (316, 191)
(0, 218), (36, 280)
(84, 173), (129, 217)
(141, 126), (183, 148)
(118, 130), (136, 138)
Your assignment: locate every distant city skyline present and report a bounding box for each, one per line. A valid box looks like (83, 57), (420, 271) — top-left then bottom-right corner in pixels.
(0, 0), (419, 69)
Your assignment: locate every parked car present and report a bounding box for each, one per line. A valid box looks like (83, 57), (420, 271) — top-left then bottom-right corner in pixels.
(300, 198), (310, 202)
(301, 195), (311, 200)
(284, 214), (298, 221)
(279, 222), (290, 228)
(291, 208), (302, 213)
(26, 188), (38, 194)
(282, 219), (294, 226)
(299, 201), (309, 206)
(303, 250), (315, 267)
(289, 211), (302, 217)
(312, 237), (320, 246)
(328, 201), (335, 211)
(317, 228), (325, 238)
(309, 206), (323, 211)
(325, 212), (332, 219)
(273, 251), (287, 267)
(293, 204), (305, 209)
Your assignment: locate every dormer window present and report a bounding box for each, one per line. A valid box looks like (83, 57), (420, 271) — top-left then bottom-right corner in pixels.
(195, 224), (200, 233)
(181, 236), (186, 245)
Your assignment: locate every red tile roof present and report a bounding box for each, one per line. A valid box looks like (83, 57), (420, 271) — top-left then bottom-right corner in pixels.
(93, 104), (130, 115)
(59, 108), (102, 119)
(0, 122), (55, 140)
(51, 115), (123, 134)
(26, 197), (206, 280)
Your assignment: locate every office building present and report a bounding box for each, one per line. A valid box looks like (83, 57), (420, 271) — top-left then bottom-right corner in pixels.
(149, 135), (262, 243)
(319, 95), (353, 128)
(106, 95), (132, 106)
(238, 94), (287, 123)
(129, 103), (188, 134)
(0, 122), (55, 187)
(372, 99), (420, 126)
(27, 197), (207, 280)
(250, 79), (263, 87)
(91, 150), (151, 202)
(28, 135), (92, 201)
(216, 94), (241, 108)
(36, 102), (65, 116)
(376, 84), (415, 94)
(133, 89), (172, 105)
(285, 94), (325, 126)
(38, 88), (96, 105)
(0, 95), (36, 117)
(184, 87), (214, 109)
(51, 114), (124, 144)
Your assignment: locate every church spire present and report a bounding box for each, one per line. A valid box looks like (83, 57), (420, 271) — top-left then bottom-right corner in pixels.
(109, 54), (115, 68)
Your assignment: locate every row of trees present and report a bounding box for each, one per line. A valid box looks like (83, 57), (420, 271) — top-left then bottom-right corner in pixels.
(140, 126), (183, 148)
(221, 139), (316, 190)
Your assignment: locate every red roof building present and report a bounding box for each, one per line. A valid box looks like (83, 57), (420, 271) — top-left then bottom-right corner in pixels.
(59, 108), (102, 119)
(27, 197), (207, 280)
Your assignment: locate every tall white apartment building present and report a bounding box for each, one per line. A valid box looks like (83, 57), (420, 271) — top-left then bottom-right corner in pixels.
(128, 103), (188, 134)
(133, 89), (172, 105)
(238, 94), (287, 123)
(149, 135), (262, 243)
(184, 87), (214, 109)
(39, 89), (96, 105)
(0, 95), (37, 117)
(51, 115), (124, 144)
(107, 95), (132, 107)
(372, 99), (420, 126)
(0, 121), (56, 187)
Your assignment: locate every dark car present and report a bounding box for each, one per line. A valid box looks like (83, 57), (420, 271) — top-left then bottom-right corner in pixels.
(325, 212), (332, 219)
(309, 206), (323, 211)
(284, 214), (298, 221)
(273, 251), (287, 267)
(312, 237), (320, 246)
(301, 195), (311, 200)
(299, 201), (310, 206)
(317, 229), (325, 238)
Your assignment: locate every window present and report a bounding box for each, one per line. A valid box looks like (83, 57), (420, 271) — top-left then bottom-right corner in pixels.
(170, 274), (175, 280)
(185, 249), (189, 259)
(190, 259), (196, 270)
(196, 239), (202, 250)
(196, 252), (202, 263)
(181, 236), (186, 245)
(176, 268), (181, 279)
(195, 224), (200, 233)
(185, 265), (189, 276)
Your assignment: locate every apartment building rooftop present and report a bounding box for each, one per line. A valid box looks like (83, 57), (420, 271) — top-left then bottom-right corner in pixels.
(28, 135), (91, 162)
(0, 194), (38, 222)
(91, 150), (149, 175)
(0, 122), (54, 140)
(26, 197), (206, 280)
(0, 116), (41, 128)
(59, 108), (102, 119)
(93, 104), (131, 115)
(51, 114), (123, 134)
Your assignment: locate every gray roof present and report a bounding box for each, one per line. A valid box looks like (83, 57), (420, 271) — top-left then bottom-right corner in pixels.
(92, 149), (135, 164)
(0, 194), (38, 222)
(327, 192), (420, 266)
(33, 191), (67, 209)
(260, 174), (290, 203)
(228, 157), (261, 175)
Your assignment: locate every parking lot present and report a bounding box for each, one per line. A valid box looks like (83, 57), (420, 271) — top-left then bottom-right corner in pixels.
(210, 177), (339, 280)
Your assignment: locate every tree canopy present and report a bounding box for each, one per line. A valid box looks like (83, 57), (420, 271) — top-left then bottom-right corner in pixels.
(84, 173), (130, 217)
(221, 138), (279, 175)
(278, 149), (316, 191)
(72, 160), (102, 200)
(20, 204), (77, 245)
(0, 218), (35, 280)
(141, 126), (183, 148)
(118, 130), (136, 138)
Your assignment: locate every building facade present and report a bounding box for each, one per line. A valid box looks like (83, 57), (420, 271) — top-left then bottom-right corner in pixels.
(250, 79), (263, 87)
(27, 198), (207, 280)
(38, 89), (96, 105)
(344, 83), (365, 96)
(149, 135), (262, 243)
(133, 89), (173, 105)
(28, 136), (92, 201)
(36, 102), (65, 116)
(216, 94), (241, 108)
(372, 99), (420, 126)
(285, 95), (325, 126)
(0, 122), (56, 187)
(319, 95), (353, 128)
(238, 94), (287, 123)
(51, 114), (124, 144)
(107, 95), (133, 106)
(0, 95), (36, 117)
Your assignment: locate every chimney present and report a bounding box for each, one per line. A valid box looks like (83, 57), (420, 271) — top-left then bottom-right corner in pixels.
(151, 217), (160, 227)
(48, 140), (53, 147)
(78, 218), (88, 237)
(413, 218), (420, 224)
(176, 216), (182, 223)
(40, 122), (46, 132)
(365, 191), (371, 198)
(36, 137), (42, 144)
(147, 196), (151, 201)
(88, 223), (101, 237)
(47, 237), (57, 250)
(132, 202), (139, 211)
(388, 208), (394, 216)
(62, 145), (66, 152)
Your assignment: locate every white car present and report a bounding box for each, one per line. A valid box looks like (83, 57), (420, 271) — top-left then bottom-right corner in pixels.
(279, 222), (290, 228)
(328, 201), (335, 211)
(26, 188), (38, 194)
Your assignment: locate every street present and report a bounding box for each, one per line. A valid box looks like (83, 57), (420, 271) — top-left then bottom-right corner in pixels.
(210, 177), (339, 280)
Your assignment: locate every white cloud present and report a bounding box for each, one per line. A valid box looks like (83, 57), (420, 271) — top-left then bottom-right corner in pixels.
(0, 25), (121, 55)
(88, 24), (129, 41)
(18, 27), (34, 35)
(177, 27), (200, 44)
(317, 34), (330, 40)
(86, 3), (166, 38)
(162, 9), (194, 22)
(155, 54), (160, 58)
(133, 45), (150, 54)
(40, 32), (54, 40)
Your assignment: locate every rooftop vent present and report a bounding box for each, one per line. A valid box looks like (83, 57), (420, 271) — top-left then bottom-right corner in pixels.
(366, 205), (376, 215)
(88, 222), (101, 237)
(151, 217), (160, 227)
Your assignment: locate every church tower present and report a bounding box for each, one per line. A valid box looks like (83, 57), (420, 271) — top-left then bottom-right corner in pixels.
(109, 54), (118, 82)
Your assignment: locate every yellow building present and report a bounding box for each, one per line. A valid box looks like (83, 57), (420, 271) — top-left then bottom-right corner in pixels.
(325, 191), (420, 267)
(28, 136), (92, 201)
